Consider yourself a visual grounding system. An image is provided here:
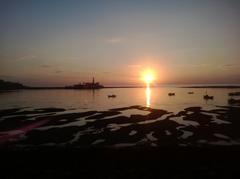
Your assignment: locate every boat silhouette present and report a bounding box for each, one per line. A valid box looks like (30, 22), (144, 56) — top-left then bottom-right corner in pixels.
(203, 90), (214, 100)
(168, 93), (175, 96)
(203, 95), (214, 100)
(108, 94), (117, 98)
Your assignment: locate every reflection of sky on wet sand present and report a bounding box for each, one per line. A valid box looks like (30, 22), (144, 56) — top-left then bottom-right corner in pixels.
(103, 109), (150, 119)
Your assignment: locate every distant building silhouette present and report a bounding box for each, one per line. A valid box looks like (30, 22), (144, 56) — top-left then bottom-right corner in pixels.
(65, 77), (104, 89)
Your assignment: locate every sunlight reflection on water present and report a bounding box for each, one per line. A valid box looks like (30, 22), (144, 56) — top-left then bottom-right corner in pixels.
(146, 83), (151, 107)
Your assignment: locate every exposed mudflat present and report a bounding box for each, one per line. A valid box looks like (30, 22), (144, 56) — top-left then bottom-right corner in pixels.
(1, 105), (240, 178)
(1, 105), (240, 149)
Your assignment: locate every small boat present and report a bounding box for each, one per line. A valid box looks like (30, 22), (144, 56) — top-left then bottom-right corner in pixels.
(188, 92), (194, 94)
(108, 94), (117, 98)
(168, 93), (175, 96)
(203, 95), (214, 100)
(203, 89), (214, 100)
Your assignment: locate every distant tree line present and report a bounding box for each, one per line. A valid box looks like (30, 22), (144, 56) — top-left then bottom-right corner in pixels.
(0, 79), (26, 90)
(0, 79), (104, 90)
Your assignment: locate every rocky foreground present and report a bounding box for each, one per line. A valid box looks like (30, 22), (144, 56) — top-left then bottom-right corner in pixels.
(1, 105), (240, 178)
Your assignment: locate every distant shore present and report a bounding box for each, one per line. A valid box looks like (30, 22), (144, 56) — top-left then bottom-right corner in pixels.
(1, 79), (240, 90)
(181, 85), (240, 89)
(104, 85), (240, 89)
(1, 85), (240, 90)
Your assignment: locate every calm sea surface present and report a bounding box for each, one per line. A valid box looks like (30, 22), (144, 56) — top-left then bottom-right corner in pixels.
(1, 87), (240, 112)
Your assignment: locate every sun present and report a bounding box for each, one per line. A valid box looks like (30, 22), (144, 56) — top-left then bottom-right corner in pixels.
(141, 69), (155, 84)
(144, 73), (154, 83)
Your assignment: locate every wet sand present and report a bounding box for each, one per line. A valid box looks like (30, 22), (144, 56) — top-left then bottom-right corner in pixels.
(1, 105), (240, 148)
(1, 105), (240, 178)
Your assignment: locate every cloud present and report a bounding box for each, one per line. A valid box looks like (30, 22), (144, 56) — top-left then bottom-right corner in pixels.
(41, 65), (51, 68)
(221, 64), (236, 68)
(106, 37), (123, 44)
(219, 64), (240, 70)
(127, 64), (142, 68)
(102, 72), (112, 74)
(175, 64), (208, 68)
(55, 70), (62, 73)
(15, 55), (36, 61)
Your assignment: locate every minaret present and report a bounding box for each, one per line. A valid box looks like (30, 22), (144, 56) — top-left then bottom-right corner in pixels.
(92, 77), (95, 84)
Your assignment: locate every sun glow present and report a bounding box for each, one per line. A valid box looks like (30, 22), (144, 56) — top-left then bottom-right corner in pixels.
(142, 69), (155, 84)
(141, 68), (156, 107)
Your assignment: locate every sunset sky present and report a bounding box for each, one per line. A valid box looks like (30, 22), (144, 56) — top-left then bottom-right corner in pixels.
(1, 0), (240, 86)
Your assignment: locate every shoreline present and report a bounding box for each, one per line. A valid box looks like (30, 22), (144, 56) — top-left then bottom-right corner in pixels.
(1, 85), (240, 91)
(181, 85), (240, 89)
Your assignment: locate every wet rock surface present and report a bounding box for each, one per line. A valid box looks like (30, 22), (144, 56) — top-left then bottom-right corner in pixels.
(1, 105), (240, 178)
(0, 105), (240, 149)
